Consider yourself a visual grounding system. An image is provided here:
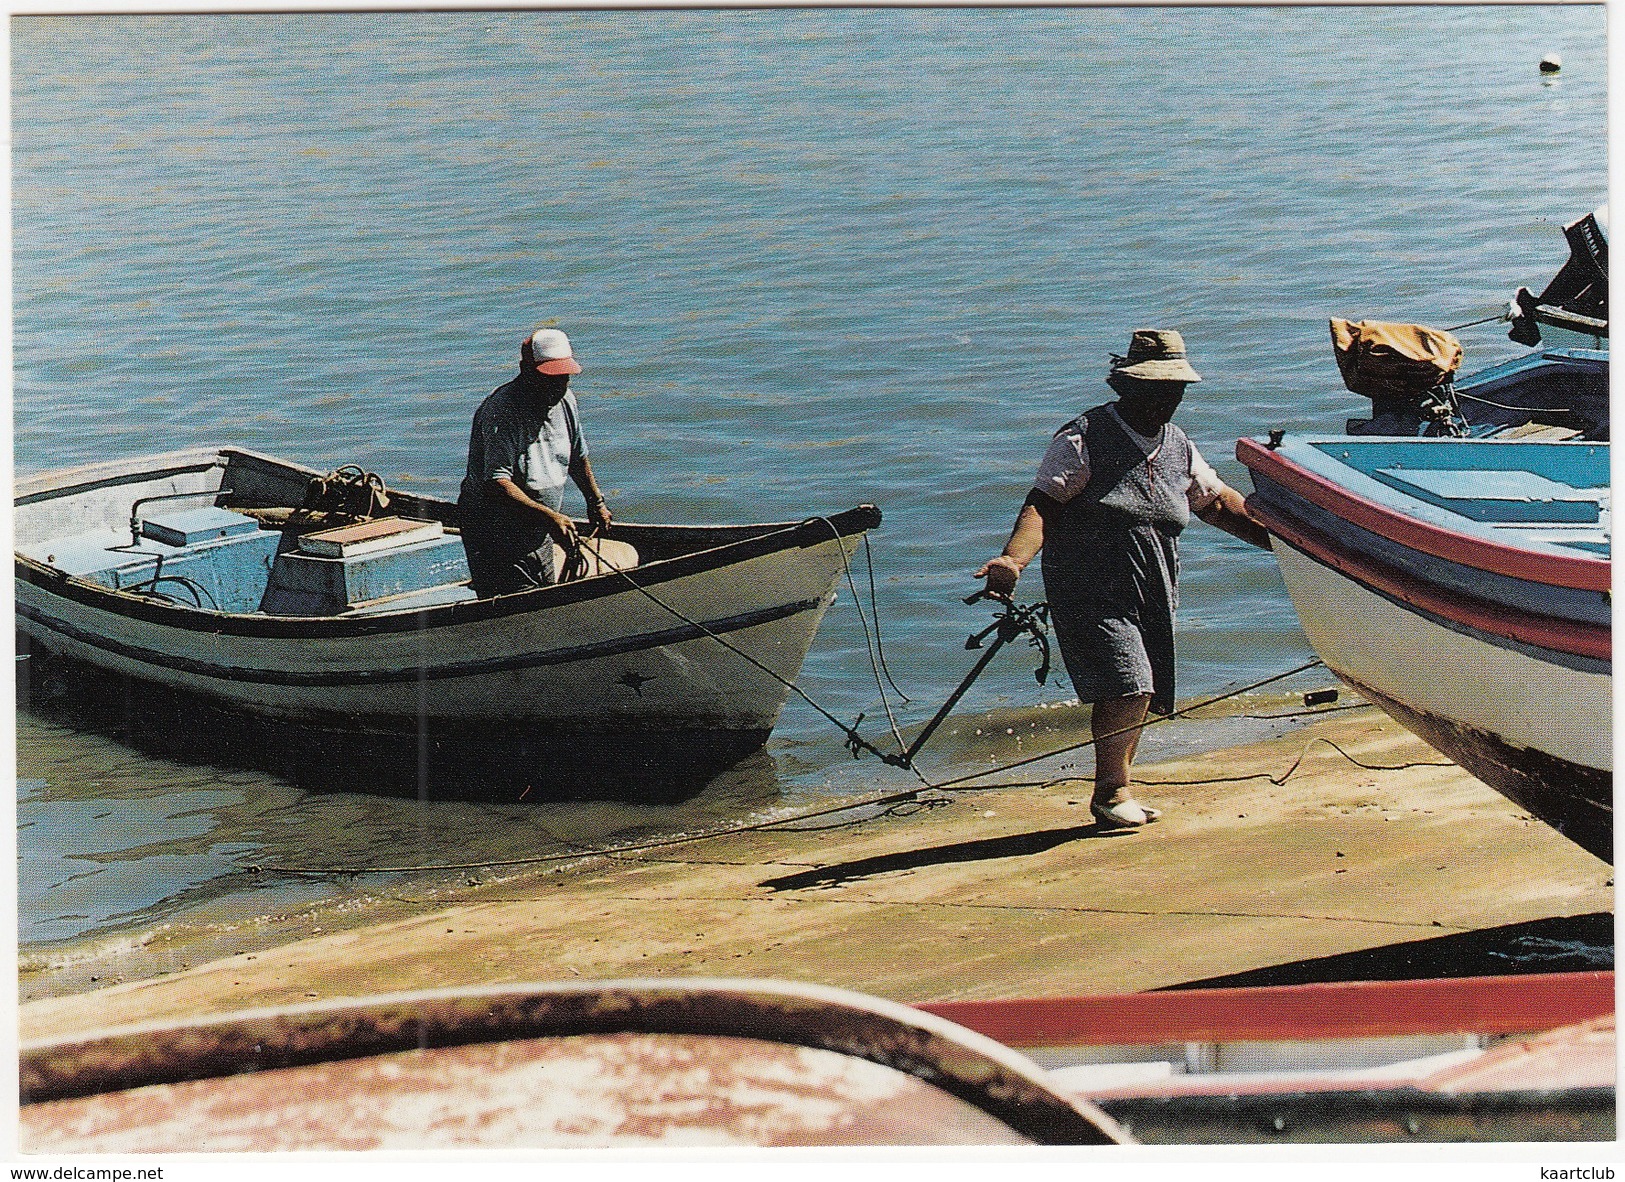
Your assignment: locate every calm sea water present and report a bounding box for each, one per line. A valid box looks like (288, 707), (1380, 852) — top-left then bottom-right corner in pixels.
(12, 8), (1606, 954)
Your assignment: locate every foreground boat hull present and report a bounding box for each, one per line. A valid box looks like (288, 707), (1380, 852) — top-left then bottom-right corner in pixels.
(21, 973), (1612, 1148)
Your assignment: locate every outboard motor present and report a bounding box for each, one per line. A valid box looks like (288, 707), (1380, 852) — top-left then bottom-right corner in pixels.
(1508, 207), (1609, 347)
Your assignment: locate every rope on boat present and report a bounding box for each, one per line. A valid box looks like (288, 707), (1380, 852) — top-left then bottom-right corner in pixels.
(566, 517), (928, 780)
(1455, 389), (1583, 417)
(246, 655), (1337, 879)
(1443, 309), (1514, 332)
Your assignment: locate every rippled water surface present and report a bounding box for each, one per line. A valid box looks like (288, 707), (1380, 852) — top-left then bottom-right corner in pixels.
(12, 8), (1606, 951)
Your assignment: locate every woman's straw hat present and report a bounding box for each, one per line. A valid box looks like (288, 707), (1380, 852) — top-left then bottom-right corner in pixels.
(1109, 329), (1202, 382)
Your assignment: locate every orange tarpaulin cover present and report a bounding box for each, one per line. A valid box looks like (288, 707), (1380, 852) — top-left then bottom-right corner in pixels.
(1330, 318), (1464, 400)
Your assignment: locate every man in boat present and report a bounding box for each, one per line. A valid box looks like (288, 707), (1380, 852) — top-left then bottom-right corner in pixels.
(975, 329), (1270, 830)
(457, 327), (614, 596)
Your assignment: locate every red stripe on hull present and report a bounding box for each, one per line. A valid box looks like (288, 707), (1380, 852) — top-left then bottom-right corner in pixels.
(1237, 437), (1610, 594)
(1250, 498), (1611, 662)
(918, 971), (1614, 1047)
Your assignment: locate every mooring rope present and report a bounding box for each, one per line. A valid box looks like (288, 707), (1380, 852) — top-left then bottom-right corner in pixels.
(1443, 309), (1513, 332)
(568, 518), (915, 771)
(814, 518), (919, 774)
(248, 654), (1336, 879)
(928, 658), (1327, 789)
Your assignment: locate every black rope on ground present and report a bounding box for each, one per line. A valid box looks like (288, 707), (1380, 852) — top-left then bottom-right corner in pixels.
(245, 656), (1336, 879)
(1239, 701), (1372, 721)
(873, 731), (1457, 796)
(766, 796), (956, 832)
(1259, 736), (1455, 786)
(927, 657), (1327, 790)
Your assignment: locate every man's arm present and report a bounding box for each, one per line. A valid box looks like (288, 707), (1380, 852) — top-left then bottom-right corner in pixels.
(975, 490), (1057, 598)
(570, 454), (612, 532)
(492, 476), (580, 550)
(1195, 484), (1272, 550)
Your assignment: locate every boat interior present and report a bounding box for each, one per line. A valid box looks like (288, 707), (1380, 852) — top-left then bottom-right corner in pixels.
(1346, 346), (1608, 441)
(14, 448), (822, 619)
(23, 501), (480, 618)
(1294, 437), (1610, 557)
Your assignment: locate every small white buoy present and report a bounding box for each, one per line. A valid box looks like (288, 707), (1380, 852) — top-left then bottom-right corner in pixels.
(1540, 53), (1563, 73)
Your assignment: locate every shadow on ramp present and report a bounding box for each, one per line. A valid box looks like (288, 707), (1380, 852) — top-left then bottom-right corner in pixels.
(759, 822), (1133, 892)
(1163, 912), (1614, 989)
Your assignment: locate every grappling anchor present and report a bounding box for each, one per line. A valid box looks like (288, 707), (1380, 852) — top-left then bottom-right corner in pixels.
(845, 592), (1053, 771)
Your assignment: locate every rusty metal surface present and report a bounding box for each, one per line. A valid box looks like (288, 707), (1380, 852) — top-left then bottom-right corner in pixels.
(22, 1032), (1033, 1150)
(1423, 1016), (1616, 1094)
(19, 977), (1127, 1146)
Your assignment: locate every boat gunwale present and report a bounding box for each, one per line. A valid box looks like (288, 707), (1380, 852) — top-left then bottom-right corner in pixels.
(1236, 436), (1610, 593)
(1453, 346), (1610, 389)
(1248, 493), (1611, 664)
(13, 445), (228, 506)
(917, 971), (1615, 1049)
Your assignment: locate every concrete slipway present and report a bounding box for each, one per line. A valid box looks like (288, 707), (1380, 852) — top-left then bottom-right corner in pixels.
(18, 701), (1611, 1046)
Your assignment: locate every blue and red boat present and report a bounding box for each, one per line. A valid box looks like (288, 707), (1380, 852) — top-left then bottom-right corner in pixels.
(1239, 433), (1610, 862)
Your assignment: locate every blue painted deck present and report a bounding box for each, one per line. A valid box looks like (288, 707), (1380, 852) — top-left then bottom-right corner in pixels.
(22, 509), (282, 615)
(1280, 437), (1610, 560)
(19, 506), (476, 618)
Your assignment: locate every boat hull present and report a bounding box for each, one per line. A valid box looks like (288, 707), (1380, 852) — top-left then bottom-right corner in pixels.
(1267, 541), (1612, 860)
(1238, 435), (1611, 862)
(15, 448), (880, 796)
(17, 536), (850, 733)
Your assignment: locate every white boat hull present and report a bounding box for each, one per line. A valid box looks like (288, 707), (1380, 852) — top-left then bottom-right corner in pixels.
(1272, 544), (1611, 774)
(16, 447), (880, 796)
(1271, 542), (1612, 858)
(17, 537), (846, 735)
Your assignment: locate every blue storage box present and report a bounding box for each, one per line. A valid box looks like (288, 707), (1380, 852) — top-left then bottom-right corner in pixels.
(140, 506), (264, 547)
(261, 530), (471, 616)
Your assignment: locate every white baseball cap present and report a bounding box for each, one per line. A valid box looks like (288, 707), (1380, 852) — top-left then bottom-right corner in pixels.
(528, 327), (582, 375)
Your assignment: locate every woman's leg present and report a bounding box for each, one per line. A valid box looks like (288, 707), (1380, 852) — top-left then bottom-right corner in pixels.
(1090, 692), (1152, 807)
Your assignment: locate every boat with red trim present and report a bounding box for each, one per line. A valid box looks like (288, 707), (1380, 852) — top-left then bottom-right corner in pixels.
(15, 446), (880, 799)
(923, 970), (1614, 1143)
(19, 971), (1612, 1147)
(1237, 433), (1610, 861)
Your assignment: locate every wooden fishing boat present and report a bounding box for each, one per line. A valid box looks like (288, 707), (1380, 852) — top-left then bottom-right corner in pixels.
(924, 970), (1615, 1143)
(20, 972), (1611, 1148)
(15, 446), (880, 797)
(1237, 433), (1611, 861)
